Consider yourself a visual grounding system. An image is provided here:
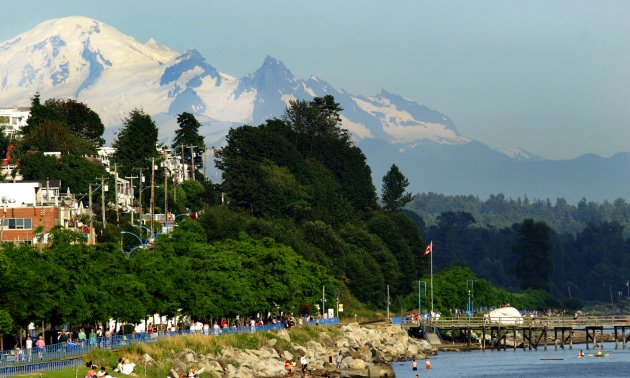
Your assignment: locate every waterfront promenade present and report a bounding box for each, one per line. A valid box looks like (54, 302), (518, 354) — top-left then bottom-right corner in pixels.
(0, 317), (339, 377)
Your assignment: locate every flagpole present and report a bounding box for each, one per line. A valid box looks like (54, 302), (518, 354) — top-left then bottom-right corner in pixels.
(430, 243), (434, 316)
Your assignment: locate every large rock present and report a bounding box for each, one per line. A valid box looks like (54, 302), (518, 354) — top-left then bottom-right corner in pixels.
(277, 328), (291, 342)
(142, 353), (155, 366)
(283, 350), (294, 361)
(348, 358), (366, 370)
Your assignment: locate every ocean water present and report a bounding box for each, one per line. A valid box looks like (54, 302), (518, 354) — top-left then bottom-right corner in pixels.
(391, 343), (630, 377)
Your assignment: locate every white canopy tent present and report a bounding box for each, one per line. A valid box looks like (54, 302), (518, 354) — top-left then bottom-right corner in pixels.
(487, 307), (523, 325)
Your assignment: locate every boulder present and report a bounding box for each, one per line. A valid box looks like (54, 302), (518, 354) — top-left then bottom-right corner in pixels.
(283, 350), (294, 361)
(142, 353), (155, 366)
(348, 358), (366, 370)
(277, 328), (291, 342)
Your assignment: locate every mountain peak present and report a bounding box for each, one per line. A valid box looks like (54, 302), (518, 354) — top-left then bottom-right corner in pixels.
(255, 55), (294, 81)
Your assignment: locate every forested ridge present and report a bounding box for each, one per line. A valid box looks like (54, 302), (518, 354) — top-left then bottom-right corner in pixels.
(413, 197), (630, 306)
(0, 93), (601, 347)
(411, 192), (630, 235)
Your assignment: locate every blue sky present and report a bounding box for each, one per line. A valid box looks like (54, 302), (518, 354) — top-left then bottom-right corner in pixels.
(2, 0), (630, 160)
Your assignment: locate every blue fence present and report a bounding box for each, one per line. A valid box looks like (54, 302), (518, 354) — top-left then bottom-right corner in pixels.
(0, 358), (82, 377)
(0, 317), (339, 377)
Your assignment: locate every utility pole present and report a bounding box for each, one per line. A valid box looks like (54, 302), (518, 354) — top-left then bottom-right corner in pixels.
(322, 286), (326, 317)
(101, 176), (106, 227)
(189, 145), (196, 181)
(202, 147), (207, 181)
(164, 167), (168, 231)
(125, 175), (138, 225)
(88, 183), (93, 245)
(150, 157), (155, 235)
(136, 168), (147, 226)
(180, 145), (186, 180)
(114, 164), (119, 224)
(386, 285), (391, 323)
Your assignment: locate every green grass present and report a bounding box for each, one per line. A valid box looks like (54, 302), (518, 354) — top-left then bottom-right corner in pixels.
(18, 325), (344, 378)
(15, 366), (152, 378)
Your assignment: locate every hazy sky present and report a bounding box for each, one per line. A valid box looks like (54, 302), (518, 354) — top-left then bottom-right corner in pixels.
(2, 0), (630, 160)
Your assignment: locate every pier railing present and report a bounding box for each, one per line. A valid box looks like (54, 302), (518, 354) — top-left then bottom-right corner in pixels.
(402, 315), (630, 329)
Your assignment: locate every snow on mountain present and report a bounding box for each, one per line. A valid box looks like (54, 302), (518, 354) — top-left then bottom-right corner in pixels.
(0, 17), (466, 149)
(16, 17), (628, 201)
(502, 147), (543, 161)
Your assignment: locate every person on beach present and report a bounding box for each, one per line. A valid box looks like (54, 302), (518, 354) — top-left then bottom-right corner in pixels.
(412, 358), (417, 371)
(336, 351), (342, 368)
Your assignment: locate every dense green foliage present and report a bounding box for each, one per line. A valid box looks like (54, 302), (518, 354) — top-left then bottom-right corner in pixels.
(18, 153), (107, 194)
(172, 112), (205, 178)
(112, 109), (159, 178)
(419, 207), (630, 304)
(411, 192), (630, 236)
(401, 266), (549, 314)
(513, 219), (553, 292)
(0, 224), (340, 336)
(381, 164), (413, 211)
(215, 97), (419, 305)
(19, 94), (104, 156)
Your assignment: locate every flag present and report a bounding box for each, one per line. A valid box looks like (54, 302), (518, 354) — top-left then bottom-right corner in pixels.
(423, 241), (432, 256)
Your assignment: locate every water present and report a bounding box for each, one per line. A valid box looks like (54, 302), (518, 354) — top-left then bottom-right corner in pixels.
(391, 343), (630, 377)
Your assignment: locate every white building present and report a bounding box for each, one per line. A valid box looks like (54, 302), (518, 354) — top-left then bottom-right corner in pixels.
(0, 107), (30, 138)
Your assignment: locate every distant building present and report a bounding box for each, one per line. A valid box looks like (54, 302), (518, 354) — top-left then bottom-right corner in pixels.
(0, 107), (30, 138)
(0, 180), (76, 244)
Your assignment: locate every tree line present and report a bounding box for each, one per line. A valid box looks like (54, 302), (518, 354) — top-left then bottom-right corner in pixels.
(419, 209), (630, 307)
(411, 192), (630, 236)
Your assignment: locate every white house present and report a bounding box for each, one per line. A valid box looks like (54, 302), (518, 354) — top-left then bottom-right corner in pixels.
(0, 107), (30, 138)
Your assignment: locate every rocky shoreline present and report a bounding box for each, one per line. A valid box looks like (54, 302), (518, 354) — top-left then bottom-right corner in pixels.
(148, 323), (436, 377)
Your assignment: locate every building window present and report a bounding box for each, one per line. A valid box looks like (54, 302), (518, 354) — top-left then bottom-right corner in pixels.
(1, 218), (32, 229)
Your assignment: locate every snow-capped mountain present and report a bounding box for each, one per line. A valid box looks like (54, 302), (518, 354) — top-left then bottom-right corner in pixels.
(1, 16), (629, 202)
(0, 16), (464, 148)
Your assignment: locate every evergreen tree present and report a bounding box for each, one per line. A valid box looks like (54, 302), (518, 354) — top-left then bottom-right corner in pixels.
(172, 112), (205, 179)
(381, 164), (413, 211)
(112, 109), (159, 177)
(513, 219), (553, 292)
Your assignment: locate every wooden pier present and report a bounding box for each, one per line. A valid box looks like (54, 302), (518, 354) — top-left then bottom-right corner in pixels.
(403, 316), (630, 351)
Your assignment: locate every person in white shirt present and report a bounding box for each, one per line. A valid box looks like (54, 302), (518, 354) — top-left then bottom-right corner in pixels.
(25, 336), (32, 362)
(300, 355), (309, 373)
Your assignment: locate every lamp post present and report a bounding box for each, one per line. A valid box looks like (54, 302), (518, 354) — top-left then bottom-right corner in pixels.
(466, 279), (475, 316)
(467, 289), (471, 318)
(120, 231), (149, 257)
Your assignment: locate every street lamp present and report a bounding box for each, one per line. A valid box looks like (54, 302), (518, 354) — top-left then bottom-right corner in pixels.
(120, 231), (150, 257)
(467, 290), (471, 318)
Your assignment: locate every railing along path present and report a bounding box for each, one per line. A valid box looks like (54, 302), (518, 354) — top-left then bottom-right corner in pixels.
(402, 316), (630, 329)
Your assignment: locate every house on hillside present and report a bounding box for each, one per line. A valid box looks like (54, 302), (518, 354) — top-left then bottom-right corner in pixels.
(0, 107), (29, 138)
(0, 181), (77, 244)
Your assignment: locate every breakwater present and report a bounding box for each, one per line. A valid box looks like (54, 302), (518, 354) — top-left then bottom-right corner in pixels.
(142, 323), (436, 377)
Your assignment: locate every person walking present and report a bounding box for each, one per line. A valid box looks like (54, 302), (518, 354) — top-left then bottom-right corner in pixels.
(78, 328), (87, 348)
(336, 351), (342, 369)
(36, 335), (45, 360)
(25, 336), (32, 362)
